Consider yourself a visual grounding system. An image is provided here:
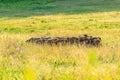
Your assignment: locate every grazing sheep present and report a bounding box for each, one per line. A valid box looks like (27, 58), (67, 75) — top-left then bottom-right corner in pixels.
(26, 35), (101, 47)
(91, 36), (101, 46)
(26, 38), (41, 43)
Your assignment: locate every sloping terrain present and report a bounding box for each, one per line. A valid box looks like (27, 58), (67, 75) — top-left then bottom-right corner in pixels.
(0, 0), (120, 17)
(0, 0), (120, 80)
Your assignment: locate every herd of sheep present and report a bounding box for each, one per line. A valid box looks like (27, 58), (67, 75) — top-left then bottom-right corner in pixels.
(26, 35), (101, 47)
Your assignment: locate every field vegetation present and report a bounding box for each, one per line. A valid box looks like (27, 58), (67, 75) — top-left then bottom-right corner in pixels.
(0, 0), (120, 80)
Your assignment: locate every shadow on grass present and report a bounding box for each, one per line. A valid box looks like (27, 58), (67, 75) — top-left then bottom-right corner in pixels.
(0, 0), (120, 18)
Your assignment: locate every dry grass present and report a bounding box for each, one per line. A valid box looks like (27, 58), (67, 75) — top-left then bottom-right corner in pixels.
(0, 1), (120, 79)
(0, 21), (120, 80)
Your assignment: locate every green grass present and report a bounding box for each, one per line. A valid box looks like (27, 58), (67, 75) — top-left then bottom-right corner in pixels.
(0, 0), (120, 17)
(0, 0), (120, 80)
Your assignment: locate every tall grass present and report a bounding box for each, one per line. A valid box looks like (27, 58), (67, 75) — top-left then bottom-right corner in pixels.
(0, 30), (120, 80)
(0, 0), (120, 80)
(0, 11), (120, 80)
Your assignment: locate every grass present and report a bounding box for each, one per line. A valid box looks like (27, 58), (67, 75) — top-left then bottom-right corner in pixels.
(0, 0), (120, 17)
(0, 0), (120, 80)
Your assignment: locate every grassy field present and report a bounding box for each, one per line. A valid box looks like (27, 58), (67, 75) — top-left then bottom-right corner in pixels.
(0, 0), (120, 80)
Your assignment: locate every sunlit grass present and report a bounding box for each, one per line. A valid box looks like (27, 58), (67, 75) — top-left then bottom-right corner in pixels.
(0, 0), (120, 79)
(0, 28), (120, 80)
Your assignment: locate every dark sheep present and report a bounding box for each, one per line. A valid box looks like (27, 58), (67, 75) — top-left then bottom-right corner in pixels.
(26, 38), (41, 43)
(26, 35), (101, 47)
(91, 36), (101, 46)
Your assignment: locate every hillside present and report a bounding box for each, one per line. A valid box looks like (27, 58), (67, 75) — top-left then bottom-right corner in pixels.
(0, 0), (120, 17)
(0, 0), (120, 80)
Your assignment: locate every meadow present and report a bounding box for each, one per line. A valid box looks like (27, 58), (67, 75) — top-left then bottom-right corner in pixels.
(0, 0), (120, 80)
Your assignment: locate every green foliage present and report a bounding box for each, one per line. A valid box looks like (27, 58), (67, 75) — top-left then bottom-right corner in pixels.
(0, 0), (56, 3)
(0, 0), (24, 3)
